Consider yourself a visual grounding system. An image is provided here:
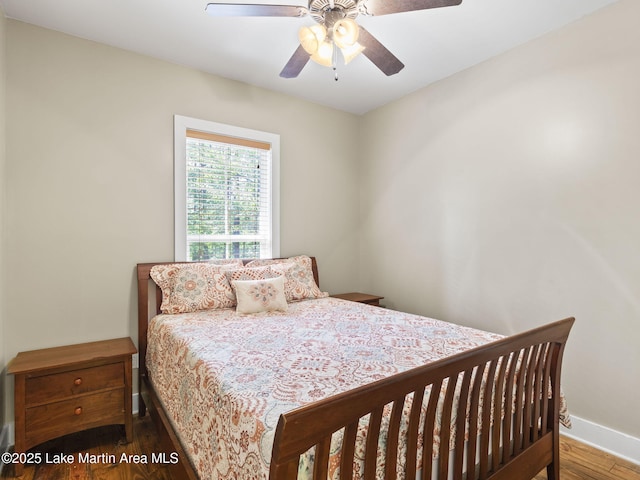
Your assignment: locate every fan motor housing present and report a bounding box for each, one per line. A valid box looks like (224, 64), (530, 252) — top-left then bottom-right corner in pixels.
(309, 0), (358, 24)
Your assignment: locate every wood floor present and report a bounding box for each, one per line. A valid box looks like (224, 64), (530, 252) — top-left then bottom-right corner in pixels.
(2, 415), (639, 479)
(0, 416), (172, 480)
(533, 436), (640, 480)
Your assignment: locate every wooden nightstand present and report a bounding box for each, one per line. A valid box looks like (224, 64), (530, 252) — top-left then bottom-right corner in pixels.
(332, 292), (384, 306)
(8, 337), (136, 476)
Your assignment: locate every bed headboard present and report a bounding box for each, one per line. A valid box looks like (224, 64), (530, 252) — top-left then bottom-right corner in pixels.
(136, 257), (319, 378)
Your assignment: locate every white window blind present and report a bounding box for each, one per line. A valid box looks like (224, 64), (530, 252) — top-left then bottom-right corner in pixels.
(174, 116), (280, 261)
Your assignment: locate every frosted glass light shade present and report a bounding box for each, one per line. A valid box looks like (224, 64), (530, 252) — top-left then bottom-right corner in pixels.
(333, 18), (359, 49)
(299, 24), (327, 55)
(299, 20), (364, 68)
(340, 42), (365, 64)
(311, 40), (334, 66)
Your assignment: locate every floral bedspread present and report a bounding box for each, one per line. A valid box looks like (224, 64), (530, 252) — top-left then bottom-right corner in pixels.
(146, 298), (567, 479)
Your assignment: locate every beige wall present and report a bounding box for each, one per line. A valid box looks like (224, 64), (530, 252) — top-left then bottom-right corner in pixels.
(359, 0), (639, 439)
(0, 5), (6, 433)
(3, 20), (360, 419)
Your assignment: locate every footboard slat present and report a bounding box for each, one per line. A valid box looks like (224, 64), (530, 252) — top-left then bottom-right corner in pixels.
(532, 344), (546, 444)
(453, 370), (473, 479)
(491, 355), (509, 472)
(523, 344), (541, 450)
(438, 375), (459, 479)
(385, 396), (405, 479)
(364, 407), (383, 480)
(269, 317), (574, 480)
(502, 351), (518, 464)
(339, 421), (358, 480)
(513, 346), (531, 455)
(479, 359), (499, 478)
(421, 379), (442, 480)
(405, 386), (426, 480)
(466, 362), (485, 476)
(313, 436), (331, 479)
(541, 346), (554, 436)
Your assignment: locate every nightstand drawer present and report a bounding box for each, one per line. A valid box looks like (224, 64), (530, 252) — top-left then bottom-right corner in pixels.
(25, 388), (125, 447)
(25, 362), (124, 406)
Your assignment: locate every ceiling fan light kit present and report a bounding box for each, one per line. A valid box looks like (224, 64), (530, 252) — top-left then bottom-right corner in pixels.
(299, 18), (363, 68)
(205, 0), (463, 79)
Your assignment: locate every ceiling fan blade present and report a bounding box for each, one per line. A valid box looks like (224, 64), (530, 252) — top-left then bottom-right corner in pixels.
(361, 0), (462, 16)
(205, 3), (309, 17)
(280, 45), (310, 78)
(358, 27), (404, 76)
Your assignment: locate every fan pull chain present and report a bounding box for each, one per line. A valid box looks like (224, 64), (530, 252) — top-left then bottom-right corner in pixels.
(332, 45), (339, 81)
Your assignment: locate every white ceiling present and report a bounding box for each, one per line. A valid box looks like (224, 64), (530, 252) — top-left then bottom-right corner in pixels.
(0, 0), (619, 114)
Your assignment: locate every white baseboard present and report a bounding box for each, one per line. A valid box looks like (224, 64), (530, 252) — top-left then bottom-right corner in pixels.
(132, 392), (139, 415)
(1, 422), (10, 470)
(562, 415), (640, 466)
(0, 423), (7, 449)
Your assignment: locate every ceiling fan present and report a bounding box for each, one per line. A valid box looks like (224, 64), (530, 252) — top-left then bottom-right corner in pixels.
(205, 0), (463, 79)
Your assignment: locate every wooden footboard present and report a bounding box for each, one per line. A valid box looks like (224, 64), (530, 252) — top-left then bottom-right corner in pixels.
(269, 317), (574, 480)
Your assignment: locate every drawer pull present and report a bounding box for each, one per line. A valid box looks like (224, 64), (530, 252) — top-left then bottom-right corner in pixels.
(74, 407), (83, 416)
(74, 377), (83, 386)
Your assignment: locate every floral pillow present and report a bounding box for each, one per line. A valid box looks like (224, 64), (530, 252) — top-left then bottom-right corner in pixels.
(232, 276), (288, 314)
(224, 265), (279, 302)
(246, 255), (328, 302)
(150, 263), (236, 314)
(224, 265), (276, 283)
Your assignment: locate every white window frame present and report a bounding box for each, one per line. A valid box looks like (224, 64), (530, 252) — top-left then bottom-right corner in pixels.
(174, 115), (280, 261)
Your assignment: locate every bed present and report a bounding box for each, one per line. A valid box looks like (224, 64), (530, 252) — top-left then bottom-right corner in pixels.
(136, 255), (573, 480)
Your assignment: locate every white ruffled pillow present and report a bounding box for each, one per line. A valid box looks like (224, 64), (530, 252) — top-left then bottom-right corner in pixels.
(232, 276), (288, 314)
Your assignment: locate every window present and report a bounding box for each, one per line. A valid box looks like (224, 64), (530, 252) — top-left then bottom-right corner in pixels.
(174, 115), (280, 261)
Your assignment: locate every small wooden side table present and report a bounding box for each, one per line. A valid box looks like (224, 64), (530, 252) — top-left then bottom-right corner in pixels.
(331, 292), (384, 306)
(8, 337), (136, 476)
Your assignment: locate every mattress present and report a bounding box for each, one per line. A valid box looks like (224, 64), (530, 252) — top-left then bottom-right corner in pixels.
(146, 297), (566, 479)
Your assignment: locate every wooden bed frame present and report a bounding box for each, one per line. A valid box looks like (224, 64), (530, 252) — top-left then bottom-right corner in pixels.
(136, 258), (573, 480)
